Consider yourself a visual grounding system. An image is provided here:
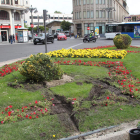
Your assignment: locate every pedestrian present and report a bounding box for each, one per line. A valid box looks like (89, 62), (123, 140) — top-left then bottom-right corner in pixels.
(9, 35), (10, 43)
(13, 34), (15, 43)
(10, 35), (13, 44)
(70, 32), (71, 38)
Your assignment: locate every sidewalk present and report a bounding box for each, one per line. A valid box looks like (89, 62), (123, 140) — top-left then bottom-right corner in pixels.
(0, 41), (33, 45)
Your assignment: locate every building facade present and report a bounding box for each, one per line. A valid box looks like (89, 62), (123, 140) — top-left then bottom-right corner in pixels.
(128, 15), (140, 22)
(0, 0), (30, 42)
(24, 12), (73, 27)
(73, 0), (129, 36)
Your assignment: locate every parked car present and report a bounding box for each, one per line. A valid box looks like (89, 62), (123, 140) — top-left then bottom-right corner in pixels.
(53, 32), (58, 38)
(64, 31), (70, 37)
(28, 34), (32, 40)
(33, 33), (54, 45)
(57, 33), (67, 41)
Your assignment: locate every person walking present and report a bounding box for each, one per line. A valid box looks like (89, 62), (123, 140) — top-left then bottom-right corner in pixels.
(9, 35), (10, 43)
(13, 34), (15, 43)
(10, 35), (13, 44)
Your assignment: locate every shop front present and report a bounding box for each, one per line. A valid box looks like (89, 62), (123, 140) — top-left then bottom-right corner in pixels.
(0, 25), (11, 42)
(0, 25), (21, 42)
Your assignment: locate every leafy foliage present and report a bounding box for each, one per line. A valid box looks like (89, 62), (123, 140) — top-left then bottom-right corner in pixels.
(113, 34), (132, 49)
(61, 20), (71, 31)
(54, 11), (62, 13)
(19, 53), (64, 82)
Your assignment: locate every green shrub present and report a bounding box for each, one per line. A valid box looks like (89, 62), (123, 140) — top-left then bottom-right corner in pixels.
(19, 53), (63, 82)
(113, 34), (132, 49)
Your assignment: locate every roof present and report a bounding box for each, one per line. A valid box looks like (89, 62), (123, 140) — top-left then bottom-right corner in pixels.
(46, 20), (73, 26)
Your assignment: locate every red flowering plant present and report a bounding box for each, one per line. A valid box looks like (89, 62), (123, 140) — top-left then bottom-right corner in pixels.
(0, 99), (52, 124)
(0, 61), (25, 77)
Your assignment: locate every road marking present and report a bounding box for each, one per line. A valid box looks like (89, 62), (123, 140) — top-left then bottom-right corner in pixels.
(66, 43), (83, 49)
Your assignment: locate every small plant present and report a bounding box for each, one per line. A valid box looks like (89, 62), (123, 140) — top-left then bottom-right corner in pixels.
(19, 53), (64, 82)
(113, 34), (132, 49)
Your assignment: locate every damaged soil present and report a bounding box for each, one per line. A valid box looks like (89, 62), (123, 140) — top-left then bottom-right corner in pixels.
(7, 75), (140, 138)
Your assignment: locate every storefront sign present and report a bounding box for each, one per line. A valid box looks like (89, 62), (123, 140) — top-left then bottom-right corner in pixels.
(0, 25), (11, 28)
(134, 26), (140, 38)
(95, 27), (99, 35)
(15, 26), (22, 29)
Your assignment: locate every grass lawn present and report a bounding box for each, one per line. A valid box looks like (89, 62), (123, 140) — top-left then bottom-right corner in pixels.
(0, 46), (140, 139)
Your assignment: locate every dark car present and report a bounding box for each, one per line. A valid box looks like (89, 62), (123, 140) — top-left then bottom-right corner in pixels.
(28, 34), (32, 40)
(33, 33), (54, 45)
(53, 32), (58, 38)
(83, 34), (97, 43)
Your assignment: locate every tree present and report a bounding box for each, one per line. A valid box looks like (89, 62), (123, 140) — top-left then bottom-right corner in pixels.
(39, 26), (45, 32)
(54, 11), (62, 14)
(61, 20), (71, 31)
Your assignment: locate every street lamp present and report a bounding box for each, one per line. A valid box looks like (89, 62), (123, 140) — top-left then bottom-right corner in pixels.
(43, 10), (48, 53)
(37, 15), (40, 34)
(101, 0), (116, 23)
(27, 5), (38, 40)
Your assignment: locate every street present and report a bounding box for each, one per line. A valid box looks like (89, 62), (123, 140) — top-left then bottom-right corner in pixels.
(0, 37), (140, 62)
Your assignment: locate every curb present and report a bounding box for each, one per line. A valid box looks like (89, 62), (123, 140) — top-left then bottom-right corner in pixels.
(0, 56), (29, 67)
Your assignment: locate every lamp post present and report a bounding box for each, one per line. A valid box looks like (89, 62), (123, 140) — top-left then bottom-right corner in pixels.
(43, 10), (48, 53)
(28, 5), (38, 41)
(37, 15), (39, 34)
(101, 0), (116, 23)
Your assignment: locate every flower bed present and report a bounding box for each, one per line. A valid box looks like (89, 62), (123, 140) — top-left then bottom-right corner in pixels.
(84, 45), (140, 53)
(0, 62), (23, 77)
(46, 48), (127, 59)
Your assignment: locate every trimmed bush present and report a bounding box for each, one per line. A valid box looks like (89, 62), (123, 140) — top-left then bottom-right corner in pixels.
(19, 53), (63, 82)
(113, 34), (132, 49)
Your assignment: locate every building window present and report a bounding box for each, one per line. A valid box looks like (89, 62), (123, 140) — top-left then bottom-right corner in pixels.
(87, 11), (90, 18)
(83, 11), (86, 18)
(26, 1), (28, 4)
(102, 0), (105, 4)
(64, 17), (67, 19)
(79, 11), (81, 19)
(79, 0), (81, 5)
(6, 0), (10, 4)
(83, 0), (86, 5)
(76, 0), (78, 5)
(15, 0), (18, 4)
(77, 12), (78, 19)
(91, 0), (93, 4)
(1, 0), (5, 4)
(96, 0), (98, 4)
(91, 11), (94, 18)
(11, 0), (13, 5)
(14, 12), (20, 20)
(59, 17), (63, 19)
(102, 11), (105, 18)
(0, 10), (9, 20)
(55, 17), (58, 19)
(99, 0), (102, 4)
(96, 11), (99, 18)
(87, 0), (89, 4)
(99, 11), (102, 18)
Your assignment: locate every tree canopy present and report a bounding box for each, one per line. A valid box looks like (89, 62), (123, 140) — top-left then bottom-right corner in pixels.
(61, 20), (71, 31)
(54, 11), (62, 14)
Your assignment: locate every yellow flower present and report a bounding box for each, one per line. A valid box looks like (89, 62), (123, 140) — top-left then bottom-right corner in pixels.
(53, 135), (55, 137)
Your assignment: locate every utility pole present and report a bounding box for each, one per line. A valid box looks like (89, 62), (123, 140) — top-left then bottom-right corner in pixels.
(101, 0), (116, 23)
(28, 5), (38, 40)
(43, 10), (48, 53)
(0, 29), (2, 43)
(38, 15), (39, 34)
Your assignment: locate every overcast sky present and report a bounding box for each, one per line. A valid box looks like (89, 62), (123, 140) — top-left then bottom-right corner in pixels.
(30, 0), (140, 15)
